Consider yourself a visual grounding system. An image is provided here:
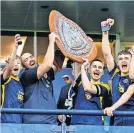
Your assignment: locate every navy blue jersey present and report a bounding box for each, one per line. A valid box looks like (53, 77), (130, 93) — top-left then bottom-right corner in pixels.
(110, 64), (134, 110)
(1, 74), (6, 85)
(57, 83), (72, 125)
(1, 73), (8, 106)
(20, 67), (57, 124)
(71, 81), (110, 125)
(57, 83), (72, 109)
(1, 75), (24, 123)
(110, 64), (134, 126)
(1, 73), (9, 85)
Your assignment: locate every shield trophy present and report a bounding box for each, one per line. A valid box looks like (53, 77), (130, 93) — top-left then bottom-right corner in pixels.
(49, 10), (97, 65)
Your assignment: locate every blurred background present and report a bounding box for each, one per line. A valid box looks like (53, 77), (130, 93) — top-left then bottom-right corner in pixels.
(1, 1), (134, 64)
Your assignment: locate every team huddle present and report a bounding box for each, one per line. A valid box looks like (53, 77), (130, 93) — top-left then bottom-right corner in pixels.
(1, 18), (134, 126)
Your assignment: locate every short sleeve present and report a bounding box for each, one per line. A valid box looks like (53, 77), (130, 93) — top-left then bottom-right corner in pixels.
(96, 84), (109, 97)
(20, 67), (38, 87)
(109, 63), (119, 78)
(47, 68), (55, 81)
(1, 74), (8, 85)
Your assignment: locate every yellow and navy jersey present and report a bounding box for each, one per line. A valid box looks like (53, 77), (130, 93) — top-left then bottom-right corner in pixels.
(1, 73), (8, 106)
(109, 64), (134, 110)
(1, 75), (24, 123)
(89, 81), (111, 109)
(71, 81), (110, 125)
(1, 73), (8, 85)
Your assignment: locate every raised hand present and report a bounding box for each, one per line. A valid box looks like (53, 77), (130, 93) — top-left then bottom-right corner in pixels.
(15, 34), (22, 47)
(5, 55), (11, 63)
(128, 45), (134, 56)
(101, 18), (114, 29)
(49, 32), (60, 43)
(81, 58), (90, 69)
(107, 18), (114, 27)
(87, 36), (93, 42)
(101, 20), (109, 27)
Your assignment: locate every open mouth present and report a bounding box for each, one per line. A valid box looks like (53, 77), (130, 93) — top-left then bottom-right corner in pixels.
(94, 71), (100, 76)
(30, 60), (35, 66)
(122, 64), (127, 69)
(13, 67), (19, 71)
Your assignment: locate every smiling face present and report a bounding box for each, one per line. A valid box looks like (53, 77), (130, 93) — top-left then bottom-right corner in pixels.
(11, 58), (22, 76)
(118, 52), (132, 74)
(89, 60), (104, 82)
(21, 53), (37, 68)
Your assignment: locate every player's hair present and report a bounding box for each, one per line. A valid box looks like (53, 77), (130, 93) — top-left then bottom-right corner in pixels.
(90, 59), (104, 69)
(118, 50), (132, 57)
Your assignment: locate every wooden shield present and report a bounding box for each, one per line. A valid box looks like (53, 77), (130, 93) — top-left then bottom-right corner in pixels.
(49, 10), (97, 63)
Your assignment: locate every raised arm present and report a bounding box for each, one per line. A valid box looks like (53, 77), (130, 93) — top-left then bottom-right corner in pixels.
(37, 32), (59, 79)
(81, 59), (97, 94)
(104, 84), (134, 116)
(129, 45), (134, 80)
(3, 35), (20, 80)
(101, 19), (115, 72)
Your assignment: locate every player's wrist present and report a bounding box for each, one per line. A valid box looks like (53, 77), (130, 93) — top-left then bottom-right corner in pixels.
(101, 24), (111, 32)
(49, 39), (55, 44)
(15, 44), (19, 48)
(81, 65), (86, 70)
(111, 105), (117, 111)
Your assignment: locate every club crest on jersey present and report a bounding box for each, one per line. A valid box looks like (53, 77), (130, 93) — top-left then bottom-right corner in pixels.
(18, 91), (24, 101)
(85, 92), (92, 99)
(119, 87), (124, 93)
(118, 83), (125, 93)
(123, 79), (129, 84)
